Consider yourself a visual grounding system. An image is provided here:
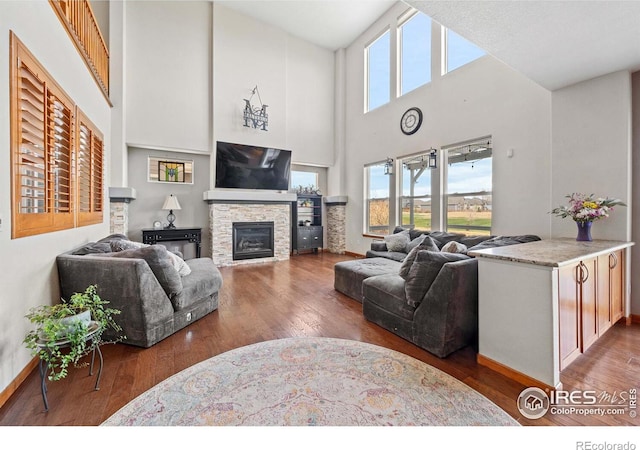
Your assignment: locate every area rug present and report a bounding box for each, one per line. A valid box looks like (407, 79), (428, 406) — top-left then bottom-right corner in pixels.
(102, 337), (518, 426)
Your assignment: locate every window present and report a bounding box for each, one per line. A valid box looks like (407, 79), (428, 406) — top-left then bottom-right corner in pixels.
(364, 162), (390, 234)
(443, 28), (486, 74)
(10, 33), (104, 238)
(444, 139), (492, 235)
(291, 170), (318, 191)
(400, 152), (432, 230)
(365, 30), (390, 112)
(399, 12), (431, 96)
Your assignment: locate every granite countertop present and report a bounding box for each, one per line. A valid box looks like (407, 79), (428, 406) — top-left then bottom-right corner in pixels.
(468, 238), (634, 267)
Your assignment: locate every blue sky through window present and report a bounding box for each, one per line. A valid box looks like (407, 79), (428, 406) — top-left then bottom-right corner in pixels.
(367, 31), (390, 111)
(401, 13), (431, 96)
(446, 29), (486, 73)
(291, 171), (318, 190)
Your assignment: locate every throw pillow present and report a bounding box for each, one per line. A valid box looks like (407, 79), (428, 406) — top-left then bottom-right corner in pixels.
(167, 251), (192, 277)
(110, 239), (146, 252)
(110, 245), (183, 297)
(384, 230), (410, 252)
(440, 241), (468, 254)
(109, 240), (191, 276)
(404, 250), (471, 308)
(72, 242), (113, 255)
(399, 236), (440, 280)
(405, 234), (426, 253)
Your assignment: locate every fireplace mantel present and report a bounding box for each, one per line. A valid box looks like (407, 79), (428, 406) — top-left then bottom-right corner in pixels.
(203, 190), (296, 203)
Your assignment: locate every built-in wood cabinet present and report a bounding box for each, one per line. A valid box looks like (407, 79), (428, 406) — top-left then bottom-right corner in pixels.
(558, 249), (626, 371)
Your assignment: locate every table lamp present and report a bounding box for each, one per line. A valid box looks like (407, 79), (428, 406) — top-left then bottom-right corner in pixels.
(162, 194), (181, 229)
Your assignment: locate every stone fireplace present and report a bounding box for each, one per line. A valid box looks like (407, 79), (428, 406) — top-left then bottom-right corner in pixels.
(206, 190), (295, 266)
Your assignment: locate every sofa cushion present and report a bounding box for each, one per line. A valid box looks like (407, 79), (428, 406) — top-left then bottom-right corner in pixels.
(172, 258), (223, 310)
(467, 235), (541, 252)
(440, 241), (468, 254)
(404, 250), (471, 307)
(459, 235), (494, 248)
(384, 230), (410, 252)
(362, 274), (416, 321)
(334, 257), (402, 302)
(365, 250), (407, 262)
(399, 236), (439, 279)
(110, 245), (183, 298)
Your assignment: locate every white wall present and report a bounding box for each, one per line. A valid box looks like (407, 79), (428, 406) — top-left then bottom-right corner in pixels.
(551, 71), (632, 241)
(340, 3), (552, 255)
(0, 2), (111, 395)
(125, 0), (212, 152)
(630, 71), (640, 316)
(212, 3), (335, 170)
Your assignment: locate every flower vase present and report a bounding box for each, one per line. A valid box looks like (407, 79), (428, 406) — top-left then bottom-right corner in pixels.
(576, 221), (593, 242)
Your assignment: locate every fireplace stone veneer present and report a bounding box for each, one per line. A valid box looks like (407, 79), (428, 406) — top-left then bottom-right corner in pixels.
(209, 202), (291, 266)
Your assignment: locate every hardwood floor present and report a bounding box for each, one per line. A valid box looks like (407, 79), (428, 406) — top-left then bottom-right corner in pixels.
(1, 252), (639, 427)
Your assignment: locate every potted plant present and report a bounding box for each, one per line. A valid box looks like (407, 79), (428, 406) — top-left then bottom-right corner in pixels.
(24, 285), (125, 381)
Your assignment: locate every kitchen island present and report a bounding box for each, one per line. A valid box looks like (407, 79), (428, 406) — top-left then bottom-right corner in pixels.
(469, 238), (634, 389)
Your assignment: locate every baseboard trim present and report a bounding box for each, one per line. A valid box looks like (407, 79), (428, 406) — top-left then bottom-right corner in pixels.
(345, 251), (365, 259)
(477, 353), (560, 392)
(630, 314), (640, 325)
(0, 357), (38, 409)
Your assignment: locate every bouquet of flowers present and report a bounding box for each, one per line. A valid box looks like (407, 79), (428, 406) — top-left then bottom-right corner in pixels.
(550, 193), (626, 223)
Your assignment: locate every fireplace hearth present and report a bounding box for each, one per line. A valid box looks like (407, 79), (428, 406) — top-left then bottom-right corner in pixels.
(232, 222), (275, 261)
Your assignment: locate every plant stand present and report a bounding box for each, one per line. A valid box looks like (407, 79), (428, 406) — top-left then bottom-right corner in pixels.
(36, 322), (104, 411)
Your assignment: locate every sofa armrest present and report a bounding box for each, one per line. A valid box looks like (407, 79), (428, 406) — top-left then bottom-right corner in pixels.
(56, 254), (175, 343)
(370, 240), (388, 252)
(412, 258), (478, 357)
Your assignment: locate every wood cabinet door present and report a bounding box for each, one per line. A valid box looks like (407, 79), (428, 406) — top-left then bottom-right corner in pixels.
(610, 250), (625, 323)
(580, 258), (598, 352)
(558, 264), (582, 371)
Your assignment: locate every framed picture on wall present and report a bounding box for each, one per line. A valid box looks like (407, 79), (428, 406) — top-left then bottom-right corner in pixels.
(148, 156), (194, 184)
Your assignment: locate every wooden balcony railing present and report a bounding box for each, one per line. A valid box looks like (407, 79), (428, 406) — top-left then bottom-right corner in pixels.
(49, 0), (110, 102)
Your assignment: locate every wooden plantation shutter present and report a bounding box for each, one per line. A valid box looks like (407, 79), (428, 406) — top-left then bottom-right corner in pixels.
(11, 33), (74, 238)
(76, 110), (104, 226)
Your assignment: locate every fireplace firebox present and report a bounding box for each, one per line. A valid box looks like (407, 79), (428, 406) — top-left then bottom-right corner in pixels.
(232, 222), (275, 261)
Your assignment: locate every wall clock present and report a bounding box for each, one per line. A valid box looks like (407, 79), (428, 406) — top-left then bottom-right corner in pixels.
(400, 107), (423, 135)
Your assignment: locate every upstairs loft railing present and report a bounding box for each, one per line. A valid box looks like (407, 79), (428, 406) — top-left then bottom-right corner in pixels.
(49, 0), (110, 102)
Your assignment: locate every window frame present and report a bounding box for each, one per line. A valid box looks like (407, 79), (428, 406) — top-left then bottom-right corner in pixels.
(10, 32), (104, 238)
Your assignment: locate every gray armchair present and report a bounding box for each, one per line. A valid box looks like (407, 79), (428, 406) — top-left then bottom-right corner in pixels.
(56, 236), (222, 347)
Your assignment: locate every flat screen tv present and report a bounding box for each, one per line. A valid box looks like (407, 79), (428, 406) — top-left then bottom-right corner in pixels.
(215, 141), (292, 191)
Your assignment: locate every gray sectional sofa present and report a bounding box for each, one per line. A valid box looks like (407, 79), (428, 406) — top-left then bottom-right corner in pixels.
(334, 228), (540, 357)
(57, 234), (223, 348)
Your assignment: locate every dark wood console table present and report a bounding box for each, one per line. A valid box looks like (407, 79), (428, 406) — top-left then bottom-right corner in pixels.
(142, 227), (202, 258)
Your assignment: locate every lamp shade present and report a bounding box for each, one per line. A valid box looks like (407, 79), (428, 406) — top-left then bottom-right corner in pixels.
(162, 194), (182, 211)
